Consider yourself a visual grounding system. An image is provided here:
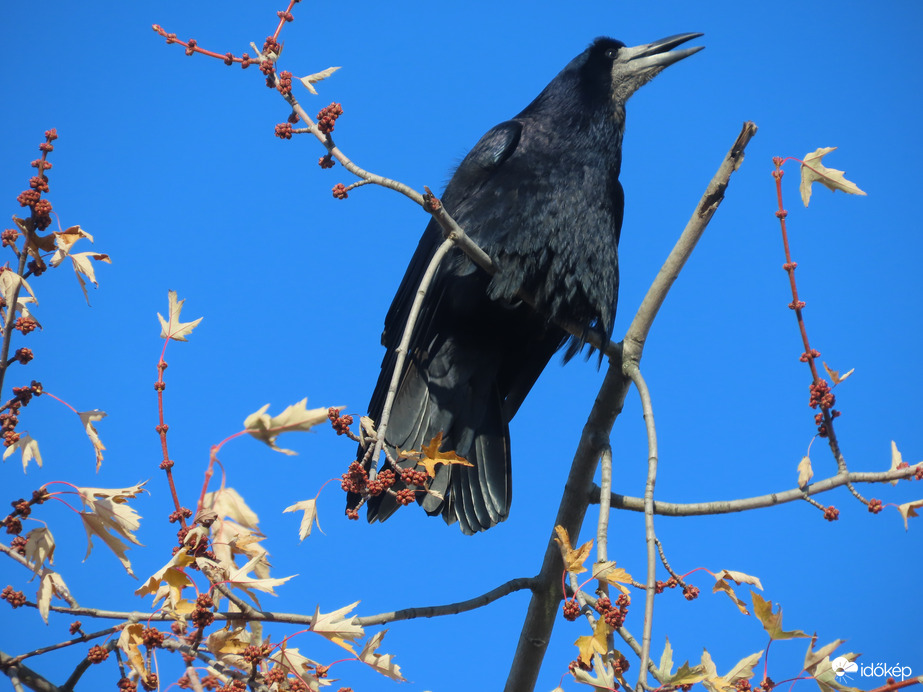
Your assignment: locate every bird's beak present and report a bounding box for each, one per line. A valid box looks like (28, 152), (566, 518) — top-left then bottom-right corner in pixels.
(621, 32), (704, 72)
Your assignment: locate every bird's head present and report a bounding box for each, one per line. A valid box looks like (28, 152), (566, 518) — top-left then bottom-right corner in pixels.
(597, 33), (704, 104)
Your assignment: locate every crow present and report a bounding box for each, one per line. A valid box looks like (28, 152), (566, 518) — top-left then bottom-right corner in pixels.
(350, 34), (703, 534)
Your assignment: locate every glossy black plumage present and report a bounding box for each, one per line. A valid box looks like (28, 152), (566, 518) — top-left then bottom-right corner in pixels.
(351, 34), (703, 533)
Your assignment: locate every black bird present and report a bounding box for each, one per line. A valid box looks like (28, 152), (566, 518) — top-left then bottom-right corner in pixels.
(351, 34), (703, 534)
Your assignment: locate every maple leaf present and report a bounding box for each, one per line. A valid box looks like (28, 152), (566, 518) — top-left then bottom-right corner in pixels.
(701, 649), (763, 692)
(135, 547), (195, 598)
(897, 498), (923, 530)
(268, 643), (322, 681)
(244, 398), (336, 455)
(69, 252), (111, 305)
(574, 617), (611, 663)
(593, 561), (633, 596)
(711, 569), (763, 615)
(797, 455), (814, 488)
(225, 554), (294, 597)
(299, 65), (341, 94)
(3, 433), (42, 472)
(36, 569), (70, 624)
(310, 601), (364, 655)
(751, 592), (808, 640)
(802, 637), (864, 692)
(78, 409), (107, 470)
(400, 432), (472, 478)
(77, 482), (146, 576)
(359, 630), (406, 682)
(822, 362), (854, 386)
(157, 290), (202, 341)
(284, 498), (321, 540)
(572, 653), (616, 689)
(800, 147), (867, 207)
(24, 526), (55, 575)
(119, 623), (149, 679)
(204, 487), (260, 530)
(553, 525), (593, 575)
(49, 225), (94, 265)
(0, 270), (37, 311)
(890, 441), (905, 486)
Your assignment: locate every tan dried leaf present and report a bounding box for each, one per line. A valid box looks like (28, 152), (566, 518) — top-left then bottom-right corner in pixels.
(78, 409), (107, 470)
(283, 498), (321, 540)
(299, 66), (341, 95)
(890, 441), (904, 486)
(897, 499), (923, 531)
(50, 225), (95, 265)
(752, 591), (808, 640)
(157, 290), (202, 341)
(700, 648), (762, 692)
(78, 482), (146, 576)
(310, 601), (364, 654)
(70, 252), (111, 305)
(822, 362), (854, 386)
(593, 560), (633, 596)
(3, 433), (42, 472)
(572, 653), (616, 689)
(0, 270), (36, 309)
(359, 630), (406, 682)
(553, 525), (592, 575)
(204, 487), (260, 530)
(118, 622), (148, 678)
(798, 455), (814, 488)
(244, 398), (334, 455)
(800, 147), (867, 207)
(711, 569), (763, 615)
(37, 569), (70, 624)
(574, 617), (611, 663)
(24, 526), (55, 574)
(227, 554), (294, 596)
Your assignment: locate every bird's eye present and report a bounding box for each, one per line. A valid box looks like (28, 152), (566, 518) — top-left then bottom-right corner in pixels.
(605, 48), (619, 59)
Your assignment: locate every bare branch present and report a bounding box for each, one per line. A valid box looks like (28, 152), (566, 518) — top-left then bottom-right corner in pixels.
(595, 464), (921, 515)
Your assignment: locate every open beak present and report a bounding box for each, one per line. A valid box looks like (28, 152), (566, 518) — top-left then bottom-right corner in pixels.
(621, 32), (704, 72)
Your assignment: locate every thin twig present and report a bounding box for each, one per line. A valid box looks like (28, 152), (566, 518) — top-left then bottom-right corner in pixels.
(595, 464), (921, 515)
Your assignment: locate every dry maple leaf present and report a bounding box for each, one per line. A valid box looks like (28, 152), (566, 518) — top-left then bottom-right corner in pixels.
(3, 433), (42, 472)
(572, 653), (616, 689)
(797, 455), (814, 488)
(69, 252), (111, 305)
(553, 525), (593, 575)
(822, 362), (854, 386)
(299, 65), (341, 94)
(897, 498), (923, 530)
(889, 441), (905, 486)
(157, 290), (202, 341)
(593, 560), (633, 596)
(711, 569), (763, 615)
(49, 225), (94, 265)
(36, 569), (70, 624)
(657, 638), (709, 687)
(359, 630), (406, 682)
(399, 432), (472, 478)
(77, 482), (146, 576)
(751, 591), (808, 640)
(0, 270), (36, 310)
(244, 399), (336, 455)
(24, 526), (55, 574)
(700, 649), (763, 692)
(284, 498), (321, 540)
(77, 409), (107, 470)
(310, 601), (364, 655)
(574, 617), (611, 663)
(800, 147), (867, 207)
(204, 487), (260, 530)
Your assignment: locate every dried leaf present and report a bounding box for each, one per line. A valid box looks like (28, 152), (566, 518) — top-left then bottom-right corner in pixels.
(897, 499), (923, 531)
(553, 525), (593, 575)
(24, 526), (55, 574)
(822, 362), (854, 386)
(227, 554), (294, 596)
(204, 487), (260, 530)
(119, 622), (148, 678)
(593, 561), (633, 595)
(890, 441), (904, 486)
(299, 65), (341, 95)
(283, 499), (321, 540)
(399, 432), (473, 477)
(800, 147), (866, 207)
(37, 569), (70, 623)
(359, 630), (405, 682)
(244, 398), (335, 455)
(700, 649), (762, 692)
(3, 433), (42, 472)
(574, 617), (611, 663)
(572, 653), (616, 689)
(157, 290), (202, 341)
(70, 252), (111, 305)
(49, 225), (95, 265)
(78, 409), (107, 470)
(751, 592), (808, 640)
(798, 456), (814, 488)
(711, 570), (763, 615)
(78, 482), (146, 576)
(0, 270), (36, 309)
(310, 601), (364, 654)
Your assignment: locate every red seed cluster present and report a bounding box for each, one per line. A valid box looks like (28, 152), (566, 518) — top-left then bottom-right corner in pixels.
(682, 585), (700, 601)
(191, 593), (216, 629)
(317, 103), (343, 134)
(277, 70), (293, 95)
(562, 598), (581, 621)
(274, 123), (293, 140)
(87, 644), (109, 663)
(808, 380), (835, 410)
(400, 467), (428, 487)
(1, 585), (26, 608)
(328, 407), (353, 435)
(868, 498), (883, 514)
(595, 592), (630, 628)
(823, 506), (840, 522)
(340, 461), (368, 494)
(318, 154), (335, 169)
(395, 488), (416, 506)
(332, 183), (348, 199)
(367, 469), (395, 496)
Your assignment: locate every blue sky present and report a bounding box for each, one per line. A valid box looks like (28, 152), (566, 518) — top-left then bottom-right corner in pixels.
(1, 1), (921, 690)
